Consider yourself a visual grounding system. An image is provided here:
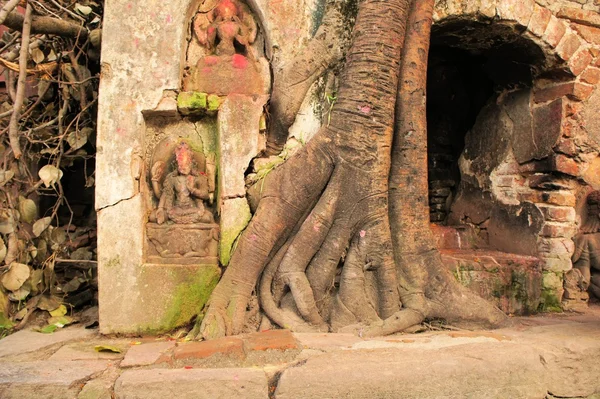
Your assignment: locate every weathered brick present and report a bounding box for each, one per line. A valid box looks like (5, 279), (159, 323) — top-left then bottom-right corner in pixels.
(528, 5), (552, 37)
(536, 205), (577, 223)
(521, 191), (577, 207)
(557, 6), (600, 28)
(542, 257), (573, 272)
(538, 237), (576, 255)
(173, 337), (245, 360)
(571, 23), (600, 45)
(534, 83), (575, 103)
(552, 154), (582, 176)
(568, 48), (593, 75)
(554, 138), (578, 156)
(543, 16), (568, 48)
(579, 66), (600, 84)
(497, 0), (534, 26)
(244, 329), (299, 352)
(573, 82), (594, 100)
(541, 222), (577, 238)
(556, 32), (583, 61)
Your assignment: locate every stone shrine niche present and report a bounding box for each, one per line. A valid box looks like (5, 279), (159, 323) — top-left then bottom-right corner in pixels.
(183, 0), (270, 96)
(145, 135), (219, 265)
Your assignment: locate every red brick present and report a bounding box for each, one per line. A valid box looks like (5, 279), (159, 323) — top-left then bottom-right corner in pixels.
(557, 6), (600, 28)
(568, 49), (592, 75)
(521, 191), (577, 207)
(570, 82), (594, 101)
(556, 32), (583, 61)
(552, 154), (582, 176)
(580, 66), (600, 84)
(543, 16), (567, 47)
(174, 337), (245, 360)
(529, 5), (552, 37)
(244, 329), (299, 352)
(534, 83), (575, 103)
(571, 23), (600, 45)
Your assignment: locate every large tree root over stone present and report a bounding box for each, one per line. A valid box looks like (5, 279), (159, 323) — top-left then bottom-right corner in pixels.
(195, 0), (508, 340)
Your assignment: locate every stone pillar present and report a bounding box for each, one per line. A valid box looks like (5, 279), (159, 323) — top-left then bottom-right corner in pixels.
(218, 95), (268, 265)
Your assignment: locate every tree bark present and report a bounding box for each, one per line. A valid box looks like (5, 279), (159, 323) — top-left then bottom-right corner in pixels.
(2, 10), (87, 40)
(197, 0), (508, 339)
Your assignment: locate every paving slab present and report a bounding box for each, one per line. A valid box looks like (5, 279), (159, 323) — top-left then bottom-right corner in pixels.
(78, 365), (121, 399)
(0, 360), (109, 399)
(121, 341), (175, 367)
(293, 333), (364, 351)
(114, 368), (269, 399)
(275, 342), (549, 399)
(0, 327), (96, 358)
(49, 339), (128, 361)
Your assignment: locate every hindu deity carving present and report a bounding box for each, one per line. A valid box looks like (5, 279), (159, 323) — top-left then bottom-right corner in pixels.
(146, 139), (219, 264)
(183, 0), (269, 95)
(194, 0), (257, 58)
(571, 190), (600, 300)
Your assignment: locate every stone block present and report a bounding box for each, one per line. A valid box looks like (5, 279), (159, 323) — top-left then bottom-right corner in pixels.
(554, 138), (579, 156)
(580, 66), (600, 84)
(0, 361), (109, 399)
(537, 205), (577, 223)
(101, 262), (220, 334)
(543, 16), (568, 48)
(538, 237), (576, 256)
(534, 83), (574, 103)
(0, 327), (95, 358)
(528, 5), (552, 37)
(557, 6), (600, 28)
(173, 337), (245, 360)
(244, 329), (299, 352)
(541, 222), (577, 238)
(479, 0), (497, 18)
(293, 333), (363, 351)
(219, 197), (252, 266)
(568, 49), (593, 76)
(121, 341), (176, 367)
(146, 223), (219, 265)
(515, 99), (562, 163)
(442, 249), (542, 314)
(543, 257), (573, 272)
(114, 369), (269, 399)
(275, 343), (548, 398)
(556, 32), (583, 61)
(49, 340), (127, 361)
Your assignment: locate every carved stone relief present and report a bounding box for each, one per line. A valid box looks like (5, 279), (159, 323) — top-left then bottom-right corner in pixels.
(146, 137), (219, 264)
(570, 190), (600, 301)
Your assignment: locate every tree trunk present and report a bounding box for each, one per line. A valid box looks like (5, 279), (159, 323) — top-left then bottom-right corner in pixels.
(196, 0), (507, 340)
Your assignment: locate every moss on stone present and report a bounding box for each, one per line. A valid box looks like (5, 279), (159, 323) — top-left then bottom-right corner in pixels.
(159, 265), (221, 331)
(538, 288), (563, 312)
(207, 94), (222, 113)
(178, 92), (208, 115)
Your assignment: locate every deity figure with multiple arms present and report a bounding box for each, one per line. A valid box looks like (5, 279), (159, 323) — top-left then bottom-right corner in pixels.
(194, 0), (257, 57)
(149, 142), (214, 225)
(572, 190), (600, 299)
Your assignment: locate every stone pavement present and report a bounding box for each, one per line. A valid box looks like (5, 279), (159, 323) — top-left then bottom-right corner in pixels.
(0, 307), (599, 399)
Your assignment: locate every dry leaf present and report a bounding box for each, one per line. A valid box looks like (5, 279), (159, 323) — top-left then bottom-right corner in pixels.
(18, 198), (37, 223)
(1, 263), (30, 291)
(38, 165), (63, 188)
(49, 304), (67, 317)
(33, 217), (52, 237)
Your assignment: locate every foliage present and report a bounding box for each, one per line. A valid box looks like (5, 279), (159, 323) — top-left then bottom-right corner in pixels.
(0, 0), (102, 334)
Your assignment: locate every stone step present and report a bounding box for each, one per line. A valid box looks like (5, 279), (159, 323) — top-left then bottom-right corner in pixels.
(114, 368), (269, 399)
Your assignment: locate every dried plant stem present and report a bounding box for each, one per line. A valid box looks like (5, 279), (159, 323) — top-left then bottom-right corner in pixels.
(8, 1), (32, 159)
(0, 0), (21, 26)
